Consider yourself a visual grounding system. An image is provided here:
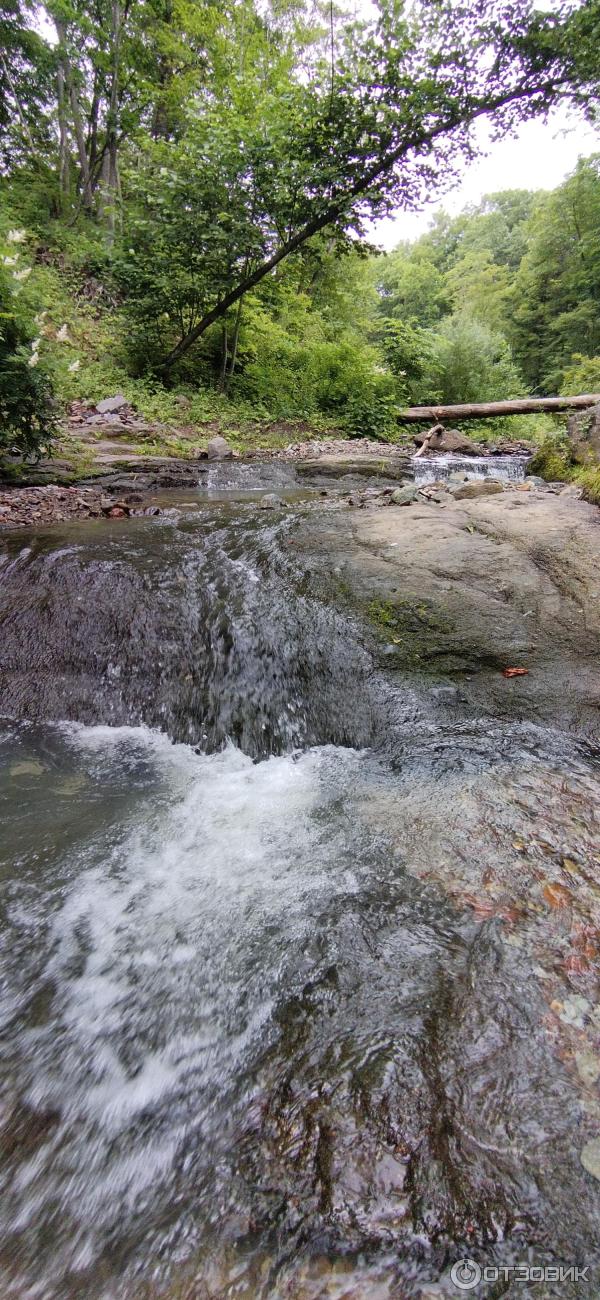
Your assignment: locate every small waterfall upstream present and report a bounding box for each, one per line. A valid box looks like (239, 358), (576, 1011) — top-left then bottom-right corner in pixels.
(414, 452), (530, 485)
(1, 479), (599, 1300)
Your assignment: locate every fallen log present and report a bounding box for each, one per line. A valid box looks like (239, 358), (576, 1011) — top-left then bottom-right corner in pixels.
(398, 395), (600, 423)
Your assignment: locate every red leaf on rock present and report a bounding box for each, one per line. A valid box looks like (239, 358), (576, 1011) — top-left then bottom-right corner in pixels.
(502, 667), (529, 677)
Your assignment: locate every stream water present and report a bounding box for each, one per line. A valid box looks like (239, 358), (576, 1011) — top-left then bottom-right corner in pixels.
(1, 479), (600, 1299)
(413, 454), (529, 486)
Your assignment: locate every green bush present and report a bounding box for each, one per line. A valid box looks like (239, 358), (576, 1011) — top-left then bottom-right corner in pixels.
(577, 466), (600, 504)
(431, 315), (525, 404)
(560, 354), (600, 396)
(527, 435), (573, 481)
(232, 309), (399, 437)
(0, 265), (56, 459)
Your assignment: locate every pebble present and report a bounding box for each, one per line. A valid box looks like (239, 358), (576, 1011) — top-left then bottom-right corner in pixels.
(0, 486), (139, 530)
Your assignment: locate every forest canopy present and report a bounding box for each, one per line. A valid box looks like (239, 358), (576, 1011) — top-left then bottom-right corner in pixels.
(1, 0), (600, 452)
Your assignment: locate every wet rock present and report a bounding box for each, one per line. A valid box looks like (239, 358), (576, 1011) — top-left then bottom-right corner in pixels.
(296, 456), (411, 481)
(390, 485), (418, 506)
(429, 685), (465, 704)
(576, 1051), (600, 1088)
(554, 995), (590, 1028)
(96, 394), (128, 414)
(580, 1138), (600, 1181)
(259, 493), (286, 510)
(207, 436), (233, 460)
(450, 480), (504, 500)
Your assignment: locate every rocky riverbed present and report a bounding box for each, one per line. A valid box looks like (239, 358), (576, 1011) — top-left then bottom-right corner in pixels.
(1, 459), (600, 1300)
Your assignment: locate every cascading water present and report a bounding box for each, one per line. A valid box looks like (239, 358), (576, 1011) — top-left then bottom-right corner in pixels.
(414, 453), (530, 485)
(1, 480), (600, 1300)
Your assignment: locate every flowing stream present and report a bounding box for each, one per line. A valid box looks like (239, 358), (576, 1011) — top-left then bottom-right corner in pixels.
(1, 478), (600, 1299)
(413, 454), (529, 485)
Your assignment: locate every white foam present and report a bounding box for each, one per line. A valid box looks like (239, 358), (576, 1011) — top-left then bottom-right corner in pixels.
(4, 725), (368, 1261)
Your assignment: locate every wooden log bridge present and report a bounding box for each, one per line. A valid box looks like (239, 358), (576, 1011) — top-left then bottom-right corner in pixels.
(397, 394), (600, 423)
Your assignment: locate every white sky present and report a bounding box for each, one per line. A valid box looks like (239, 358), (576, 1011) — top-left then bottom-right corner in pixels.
(370, 106), (600, 250)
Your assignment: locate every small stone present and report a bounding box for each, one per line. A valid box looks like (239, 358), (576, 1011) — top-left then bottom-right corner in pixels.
(258, 493), (285, 509)
(450, 480), (504, 500)
(96, 394), (128, 414)
(390, 485), (417, 506)
(206, 436), (233, 460)
(580, 1139), (600, 1180)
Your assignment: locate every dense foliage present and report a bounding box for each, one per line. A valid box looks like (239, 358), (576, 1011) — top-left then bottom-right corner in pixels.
(0, 229), (56, 455)
(1, 0), (600, 453)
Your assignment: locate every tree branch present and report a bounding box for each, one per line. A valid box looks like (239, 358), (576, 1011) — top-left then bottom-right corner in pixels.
(158, 78), (567, 371)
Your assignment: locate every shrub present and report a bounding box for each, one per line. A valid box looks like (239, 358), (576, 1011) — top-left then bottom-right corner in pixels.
(560, 354), (600, 396)
(431, 315), (525, 405)
(527, 435), (573, 481)
(0, 263), (56, 459)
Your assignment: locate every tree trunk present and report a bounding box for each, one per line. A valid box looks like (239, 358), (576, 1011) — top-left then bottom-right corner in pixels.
(218, 322), (228, 391)
(224, 297), (244, 393)
(56, 64), (70, 203)
(99, 0), (122, 242)
(398, 395), (600, 422)
(157, 78), (568, 372)
(54, 18), (94, 213)
(0, 50), (35, 152)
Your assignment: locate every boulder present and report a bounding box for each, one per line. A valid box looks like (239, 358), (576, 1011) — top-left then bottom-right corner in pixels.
(96, 394), (128, 415)
(415, 424), (478, 455)
(450, 480), (504, 500)
(568, 402), (600, 465)
(206, 436), (233, 461)
(431, 428), (477, 453)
